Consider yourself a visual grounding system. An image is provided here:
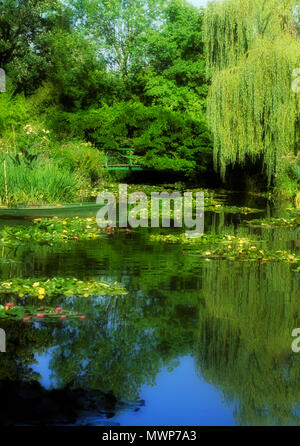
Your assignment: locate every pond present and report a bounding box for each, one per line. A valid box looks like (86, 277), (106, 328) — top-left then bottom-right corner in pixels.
(0, 191), (300, 426)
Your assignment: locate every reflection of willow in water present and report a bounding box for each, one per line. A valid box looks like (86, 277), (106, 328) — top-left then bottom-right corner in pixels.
(196, 260), (300, 425)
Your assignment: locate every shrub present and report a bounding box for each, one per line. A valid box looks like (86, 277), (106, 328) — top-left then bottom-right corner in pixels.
(0, 88), (29, 136)
(51, 102), (212, 177)
(50, 141), (106, 182)
(274, 153), (300, 206)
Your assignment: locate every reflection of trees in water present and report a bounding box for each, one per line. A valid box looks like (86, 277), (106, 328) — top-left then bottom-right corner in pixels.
(0, 379), (144, 426)
(0, 320), (52, 383)
(0, 317), (147, 425)
(1, 221), (300, 425)
(50, 289), (198, 401)
(196, 260), (300, 425)
(0, 233), (202, 403)
(0, 285), (199, 425)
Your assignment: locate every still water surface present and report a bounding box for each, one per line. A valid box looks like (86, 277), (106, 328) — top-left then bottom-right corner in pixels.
(0, 192), (300, 426)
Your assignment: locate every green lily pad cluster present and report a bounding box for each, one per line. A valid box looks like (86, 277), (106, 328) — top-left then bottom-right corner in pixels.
(149, 232), (227, 244)
(197, 245), (299, 263)
(206, 205), (263, 214)
(0, 191), (264, 248)
(246, 217), (300, 228)
(0, 217), (105, 245)
(0, 277), (128, 300)
(150, 232), (300, 263)
(82, 182), (229, 209)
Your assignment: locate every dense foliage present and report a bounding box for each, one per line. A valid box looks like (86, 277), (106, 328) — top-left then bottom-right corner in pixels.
(0, 0), (299, 205)
(0, 0), (212, 206)
(204, 0), (300, 200)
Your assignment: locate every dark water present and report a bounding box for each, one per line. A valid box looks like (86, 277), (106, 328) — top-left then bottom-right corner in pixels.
(0, 194), (300, 426)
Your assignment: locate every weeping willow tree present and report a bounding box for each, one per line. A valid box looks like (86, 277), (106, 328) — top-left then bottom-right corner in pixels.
(204, 0), (300, 182)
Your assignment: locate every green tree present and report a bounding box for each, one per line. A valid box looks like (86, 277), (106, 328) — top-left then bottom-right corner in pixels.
(46, 29), (109, 110)
(0, 0), (67, 93)
(204, 0), (300, 182)
(141, 0), (212, 173)
(144, 0), (207, 114)
(55, 0), (212, 176)
(70, 0), (165, 78)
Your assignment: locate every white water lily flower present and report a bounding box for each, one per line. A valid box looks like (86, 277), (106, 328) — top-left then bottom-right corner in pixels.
(1, 282), (12, 288)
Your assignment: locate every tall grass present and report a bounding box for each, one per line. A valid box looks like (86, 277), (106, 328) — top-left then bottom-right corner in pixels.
(0, 153), (83, 206)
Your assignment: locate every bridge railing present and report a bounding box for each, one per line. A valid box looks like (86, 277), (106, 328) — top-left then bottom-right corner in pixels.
(104, 148), (142, 170)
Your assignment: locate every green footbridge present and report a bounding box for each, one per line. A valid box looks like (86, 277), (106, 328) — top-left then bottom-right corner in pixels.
(104, 148), (143, 171)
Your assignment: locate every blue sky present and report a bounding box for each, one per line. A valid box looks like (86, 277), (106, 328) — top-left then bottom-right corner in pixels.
(188, 0), (209, 7)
